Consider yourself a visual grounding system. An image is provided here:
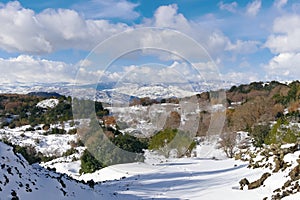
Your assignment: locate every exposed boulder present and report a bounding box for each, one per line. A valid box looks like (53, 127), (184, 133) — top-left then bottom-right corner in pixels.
(239, 178), (249, 190)
(248, 172), (271, 190)
(289, 164), (300, 181)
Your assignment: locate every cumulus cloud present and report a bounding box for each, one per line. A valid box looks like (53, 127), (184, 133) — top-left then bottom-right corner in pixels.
(72, 0), (139, 20)
(264, 52), (300, 80)
(226, 40), (260, 54)
(0, 1), (129, 53)
(218, 1), (238, 13)
(246, 0), (261, 17)
(264, 14), (300, 80)
(0, 55), (75, 83)
(0, 2), (251, 61)
(153, 4), (190, 31)
(0, 2), (267, 85)
(265, 14), (300, 54)
(0, 55), (126, 84)
(148, 4), (232, 59)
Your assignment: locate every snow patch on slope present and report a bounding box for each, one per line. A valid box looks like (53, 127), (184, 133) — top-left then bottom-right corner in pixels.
(36, 98), (59, 109)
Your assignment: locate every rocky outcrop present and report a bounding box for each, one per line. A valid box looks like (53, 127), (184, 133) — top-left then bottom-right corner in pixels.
(238, 143), (300, 199)
(248, 173), (271, 190)
(239, 173), (271, 190)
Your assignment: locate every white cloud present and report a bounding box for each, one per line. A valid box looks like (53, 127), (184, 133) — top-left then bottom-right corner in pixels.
(0, 1), (129, 53)
(264, 14), (300, 81)
(0, 2), (268, 84)
(264, 52), (300, 80)
(72, 0), (139, 20)
(0, 54), (128, 84)
(226, 40), (260, 54)
(0, 2), (249, 62)
(221, 72), (259, 83)
(120, 63), (189, 84)
(108, 61), (215, 85)
(77, 59), (92, 68)
(246, 0), (261, 17)
(148, 5), (232, 59)
(153, 4), (191, 32)
(218, 1), (238, 13)
(0, 55), (75, 83)
(273, 0), (288, 9)
(265, 14), (300, 54)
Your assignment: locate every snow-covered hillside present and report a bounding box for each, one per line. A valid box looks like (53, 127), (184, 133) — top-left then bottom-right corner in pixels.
(113, 84), (196, 99)
(0, 142), (120, 200)
(0, 123), (77, 156)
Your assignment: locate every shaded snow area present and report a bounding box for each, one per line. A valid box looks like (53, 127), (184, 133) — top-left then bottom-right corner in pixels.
(36, 98), (59, 109)
(40, 147), (85, 178)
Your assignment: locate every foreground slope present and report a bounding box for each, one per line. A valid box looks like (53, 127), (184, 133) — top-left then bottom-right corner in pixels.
(2, 140), (300, 199)
(0, 141), (138, 199)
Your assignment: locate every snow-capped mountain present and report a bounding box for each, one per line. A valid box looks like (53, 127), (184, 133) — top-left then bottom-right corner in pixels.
(0, 81), (235, 103)
(112, 83), (195, 99)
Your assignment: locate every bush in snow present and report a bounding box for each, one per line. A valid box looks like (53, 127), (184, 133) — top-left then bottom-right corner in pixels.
(148, 128), (196, 158)
(79, 149), (103, 174)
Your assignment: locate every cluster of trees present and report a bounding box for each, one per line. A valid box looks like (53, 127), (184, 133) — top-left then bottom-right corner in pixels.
(211, 81), (300, 157)
(79, 117), (196, 173)
(148, 128), (196, 158)
(129, 97), (179, 106)
(251, 117), (300, 147)
(0, 94), (73, 128)
(79, 132), (149, 174)
(79, 119), (148, 172)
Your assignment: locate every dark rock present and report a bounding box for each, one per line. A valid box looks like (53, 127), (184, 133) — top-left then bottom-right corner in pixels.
(239, 178), (249, 190)
(248, 172), (271, 190)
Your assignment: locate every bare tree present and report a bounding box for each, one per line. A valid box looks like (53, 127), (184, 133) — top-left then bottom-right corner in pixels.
(218, 132), (237, 158)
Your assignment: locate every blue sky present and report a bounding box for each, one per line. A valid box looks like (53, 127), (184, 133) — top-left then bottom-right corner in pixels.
(0, 0), (299, 84)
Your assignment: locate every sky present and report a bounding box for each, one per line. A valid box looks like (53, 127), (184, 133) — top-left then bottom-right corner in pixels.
(0, 0), (299, 85)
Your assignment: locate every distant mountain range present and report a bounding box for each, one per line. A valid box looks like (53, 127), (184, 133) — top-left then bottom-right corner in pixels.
(0, 81), (237, 103)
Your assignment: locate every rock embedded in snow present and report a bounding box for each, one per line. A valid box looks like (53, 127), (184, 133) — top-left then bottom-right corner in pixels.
(36, 98), (59, 109)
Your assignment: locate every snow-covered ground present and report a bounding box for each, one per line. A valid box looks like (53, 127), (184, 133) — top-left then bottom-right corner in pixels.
(107, 104), (180, 137)
(0, 122), (78, 156)
(3, 140), (300, 199)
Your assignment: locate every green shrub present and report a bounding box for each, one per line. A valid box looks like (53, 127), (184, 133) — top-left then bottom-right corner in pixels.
(79, 149), (103, 174)
(149, 128), (177, 150)
(112, 134), (148, 153)
(251, 124), (270, 147)
(13, 145), (41, 164)
(67, 128), (77, 135)
(148, 128), (196, 158)
(265, 117), (300, 145)
(63, 148), (78, 157)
